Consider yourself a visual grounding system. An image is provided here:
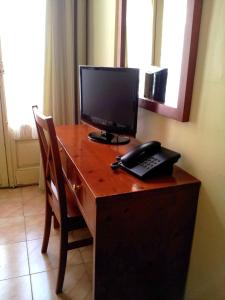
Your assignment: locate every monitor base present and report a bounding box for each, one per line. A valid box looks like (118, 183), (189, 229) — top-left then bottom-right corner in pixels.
(88, 131), (130, 145)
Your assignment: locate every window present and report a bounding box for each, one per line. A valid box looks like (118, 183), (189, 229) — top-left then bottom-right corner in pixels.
(0, 0), (46, 137)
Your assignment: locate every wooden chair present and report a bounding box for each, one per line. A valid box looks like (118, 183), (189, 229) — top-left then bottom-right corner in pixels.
(32, 105), (92, 294)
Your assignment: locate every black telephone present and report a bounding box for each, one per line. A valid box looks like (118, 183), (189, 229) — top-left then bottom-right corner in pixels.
(111, 141), (181, 178)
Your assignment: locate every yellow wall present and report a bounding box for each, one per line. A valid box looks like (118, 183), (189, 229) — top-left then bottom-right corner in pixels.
(87, 1), (225, 299)
(88, 0), (116, 66)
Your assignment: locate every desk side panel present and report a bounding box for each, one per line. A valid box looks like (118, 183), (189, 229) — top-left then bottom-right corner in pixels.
(93, 183), (200, 300)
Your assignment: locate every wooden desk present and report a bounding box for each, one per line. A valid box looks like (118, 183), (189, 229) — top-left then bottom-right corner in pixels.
(56, 123), (200, 300)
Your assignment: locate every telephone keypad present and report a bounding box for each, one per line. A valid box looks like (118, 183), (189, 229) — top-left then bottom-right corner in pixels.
(139, 157), (161, 170)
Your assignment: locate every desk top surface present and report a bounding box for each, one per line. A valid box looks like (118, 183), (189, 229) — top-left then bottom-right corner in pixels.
(56, 124), (200, 199)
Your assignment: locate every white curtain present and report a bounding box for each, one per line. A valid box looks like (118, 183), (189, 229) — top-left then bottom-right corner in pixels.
(39, 0), (87, 189)
(0, 41), (5, 102)
(43, 0), (87, 125)
(0, 0), (46, 139)
(0, 39), (8, 140)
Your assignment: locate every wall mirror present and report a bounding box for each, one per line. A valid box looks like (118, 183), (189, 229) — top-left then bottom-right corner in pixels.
(117, 0), (202, 121)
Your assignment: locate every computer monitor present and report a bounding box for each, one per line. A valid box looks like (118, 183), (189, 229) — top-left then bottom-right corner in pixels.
(79, 66), (139, 145)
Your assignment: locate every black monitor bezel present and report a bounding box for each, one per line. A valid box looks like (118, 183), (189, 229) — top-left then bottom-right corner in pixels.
(79, 66), (139, 137)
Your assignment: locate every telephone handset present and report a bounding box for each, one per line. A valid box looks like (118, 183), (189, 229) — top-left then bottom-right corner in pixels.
(111, 141), (181, 178)
(120, 141), (161, 167)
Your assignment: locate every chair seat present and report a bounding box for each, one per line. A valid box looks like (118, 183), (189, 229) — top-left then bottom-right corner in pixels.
(50, 181), (81, 218)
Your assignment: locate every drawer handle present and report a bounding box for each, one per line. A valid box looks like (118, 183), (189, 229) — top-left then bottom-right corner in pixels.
(72, 184), (82, 192)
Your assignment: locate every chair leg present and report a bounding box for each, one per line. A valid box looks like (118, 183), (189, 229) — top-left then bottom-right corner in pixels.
(56, 229), (68, 294)
(53, 214), (60, 229)
(41, 200), (52, 253)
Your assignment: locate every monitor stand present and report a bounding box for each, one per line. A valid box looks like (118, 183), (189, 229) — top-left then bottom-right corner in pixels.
(88, 131), (130, 145)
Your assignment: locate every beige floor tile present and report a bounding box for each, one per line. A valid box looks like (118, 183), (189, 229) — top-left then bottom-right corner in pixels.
(25, 214), (59, 241)
(63, 265), (92, 300)
(23, 194), (45, 216)
(21, 185), (45, 216)
(31, 265), (92, 300)
(21, 185), (44, 201)
(0, 242), (29, 280)
(0, 198), (24, 218)
(0, 216), (26, 245)
(0, 186), (93, 299)
(80, 245), (93, 263)
(27, 237), (58, 274)
(0, 275), (32, 300)
(25, 214), (45, 241)
(83, 291), (92, 300)
(84, 262), (93, 282)
(0, 187), (22, 201)
(27, 236), (83, 274)
(70, 227), (92, 242)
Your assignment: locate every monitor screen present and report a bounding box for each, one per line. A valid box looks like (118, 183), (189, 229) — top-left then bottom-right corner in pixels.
(80, 66), (139, 144)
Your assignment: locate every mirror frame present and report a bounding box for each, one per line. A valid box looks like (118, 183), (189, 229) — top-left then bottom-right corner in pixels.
(117, 0), (202, 122)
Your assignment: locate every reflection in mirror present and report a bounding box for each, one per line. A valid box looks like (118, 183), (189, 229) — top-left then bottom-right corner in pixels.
(160, 0), (187, 107)
(117, 0), (202, 121)
(126, 0), (153, 99)
(126, 0), (187, 108)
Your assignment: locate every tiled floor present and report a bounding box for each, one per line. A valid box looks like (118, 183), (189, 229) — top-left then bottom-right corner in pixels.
(0, 185), (93, 300)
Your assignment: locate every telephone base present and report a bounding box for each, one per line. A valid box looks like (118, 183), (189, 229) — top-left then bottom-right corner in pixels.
(114, 145), (181, 179)
(121, 163), (174, 179)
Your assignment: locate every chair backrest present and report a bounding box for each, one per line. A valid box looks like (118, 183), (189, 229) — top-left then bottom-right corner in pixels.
(32, 105), (67, 221)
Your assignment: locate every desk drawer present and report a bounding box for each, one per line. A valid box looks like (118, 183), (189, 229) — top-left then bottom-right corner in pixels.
(59, 144), (96, 236)
(76, 184), (96, 236)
